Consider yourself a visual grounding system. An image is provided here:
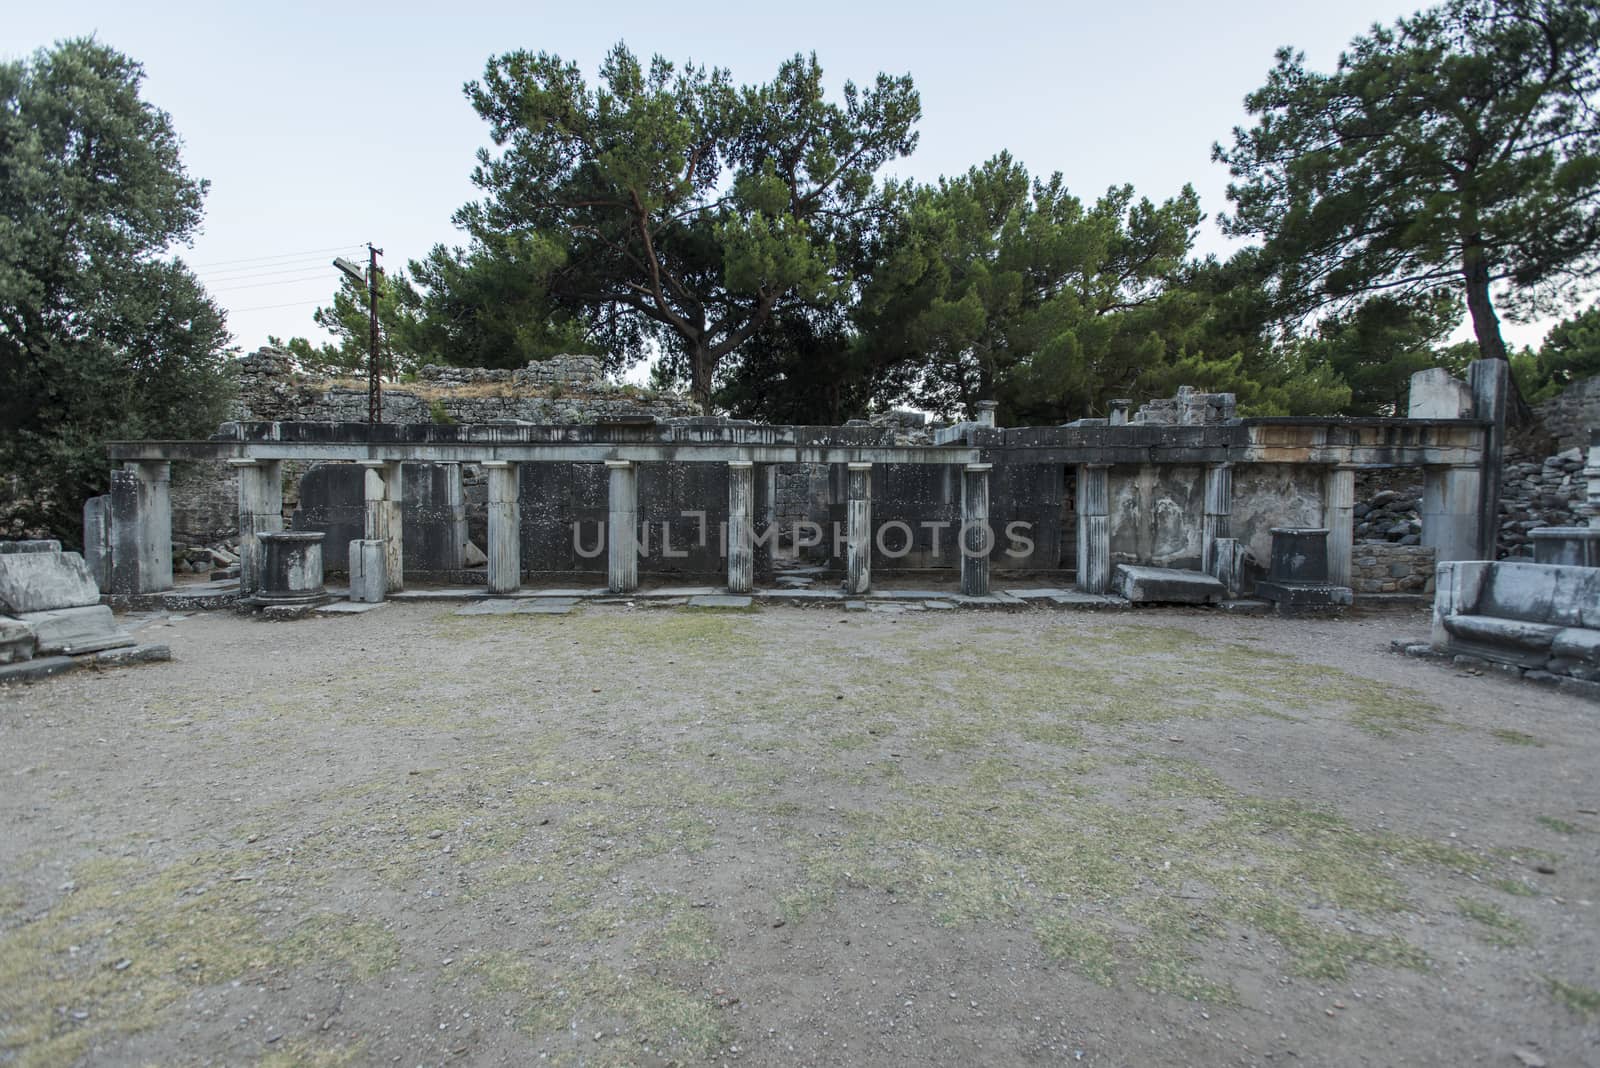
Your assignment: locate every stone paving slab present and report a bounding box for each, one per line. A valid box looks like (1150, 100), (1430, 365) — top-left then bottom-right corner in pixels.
(687, 595), (753, 609)
(1044, 591), (1128, 609)
(455, 598), (578, 616)
(315, 601), (389, 615)
(507, 587), (608, 598)
(1003, 587), (1074, 600)
(755, 588), (844, 601)
(392, 588), (484, 601)
(637, 586), (721, 598)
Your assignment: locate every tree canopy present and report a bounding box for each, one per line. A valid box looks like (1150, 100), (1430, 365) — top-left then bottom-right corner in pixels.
(1216, 0), (1600, 401)
(0, 38), (230, 544)
(440, 43), (919, 412)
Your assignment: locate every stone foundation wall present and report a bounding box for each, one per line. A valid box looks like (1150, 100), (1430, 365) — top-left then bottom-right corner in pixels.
(1352, 544), (1436, 595)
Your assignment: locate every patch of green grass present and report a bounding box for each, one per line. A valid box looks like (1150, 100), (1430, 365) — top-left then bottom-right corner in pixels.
(1455, 897), (1528, 947)
(1534, 815), (1585, 835)
(1491, 878), (1540, 897)
(1036, 916), (1119, 986)
(1545, 976), (1600, 1018)
(1490, 728), (1543, 746)
(475, 953), (728, 1065)
(0, 850), (402, 1065)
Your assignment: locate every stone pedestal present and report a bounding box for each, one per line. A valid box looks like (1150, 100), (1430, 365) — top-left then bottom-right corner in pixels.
(1422, 465), (1483, 563)
(254, 531), (327, 605)
(727, 461), (755, 594)
(1075, 464), (1110, 594)
(109, 461), (172, 595)
(846, 463), (872, 595)
(1530, 527), (1600, 568)
(960, 463), (991, 596)
(1254, 527), (1353, 614)
(607, 460), (638, 593)
(360, 461), (404, 592)
(230, 459), (283, 595)
(1201, 463), (1233, 579)
(1323, 465), (1356, 589)
(347, 539), (386, 603)
(484, 461), (521, 594)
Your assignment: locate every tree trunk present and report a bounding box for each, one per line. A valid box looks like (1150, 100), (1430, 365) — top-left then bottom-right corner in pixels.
(1462, 247), (1535, 426)
(690, 344), (713, 416)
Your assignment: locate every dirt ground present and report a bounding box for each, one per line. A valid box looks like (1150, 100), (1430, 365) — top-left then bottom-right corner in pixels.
(1, 600), (1597, 1067)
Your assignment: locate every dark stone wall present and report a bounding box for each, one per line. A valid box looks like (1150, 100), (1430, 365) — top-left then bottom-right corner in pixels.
(519, 461), (730, 576)
(292, 462), (465, 574)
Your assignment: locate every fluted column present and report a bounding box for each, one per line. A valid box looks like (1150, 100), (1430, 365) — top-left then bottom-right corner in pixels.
(230, 459), (283, 595)
(846, 462), (872, 595)
(484, 461), (521, 594)
(727, 461), (754, 593)
(1324, 465), (1357, 589)
(960, 463), (992, 596)
(1075, 464), (1110, 594)
(606, 460), (638, 593)
(1201, 462), (1233, 578)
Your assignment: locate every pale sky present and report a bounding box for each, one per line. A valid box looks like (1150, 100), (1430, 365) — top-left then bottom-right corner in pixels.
(8, 0), (1555, 361)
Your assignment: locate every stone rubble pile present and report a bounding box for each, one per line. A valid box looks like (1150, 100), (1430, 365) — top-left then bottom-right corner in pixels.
(1354, 489), (1423, 545)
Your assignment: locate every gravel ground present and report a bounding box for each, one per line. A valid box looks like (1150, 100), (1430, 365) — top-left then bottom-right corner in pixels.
(1, 600), (1597, 1067)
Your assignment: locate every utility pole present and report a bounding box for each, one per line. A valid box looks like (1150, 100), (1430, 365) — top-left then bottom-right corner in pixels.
(366, 243), (384, 426)
(333, 246), (385, 425)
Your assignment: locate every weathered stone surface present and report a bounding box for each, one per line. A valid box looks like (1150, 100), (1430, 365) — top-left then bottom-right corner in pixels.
(17, 605), (133, 655)
(0, 654), (77, 684)
(348, 539), (387, 604)
(0, 540), (61, 554)
(1444, 614), (1563, 650)
(0, 617), (36, 664)
(1407, 367), (1475, 419)
(687, 594), (753, 609)
(1552, 627), (1600, 663)
(0, 550), (102, 614)
(1113, 565), (1224, 604)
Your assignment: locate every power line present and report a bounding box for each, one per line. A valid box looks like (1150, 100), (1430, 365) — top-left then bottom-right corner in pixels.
(226, 299), (326, 313)
(200, 262), (348, 285)
(198, 254), (348, 279)
(210, 273), (338, 293)
(188, 243), (365, 269)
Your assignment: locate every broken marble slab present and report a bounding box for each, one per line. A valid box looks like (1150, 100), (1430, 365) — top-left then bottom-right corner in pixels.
(18, 604), (134, 655)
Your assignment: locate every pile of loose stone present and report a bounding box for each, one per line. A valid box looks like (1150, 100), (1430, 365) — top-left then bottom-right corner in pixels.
(1354, 489), (1424, 545)
(0, 540), (169, 681)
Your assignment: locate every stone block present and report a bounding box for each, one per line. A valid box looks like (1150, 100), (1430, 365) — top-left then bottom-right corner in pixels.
(1552, 627), (1600, 663)
(17, 605), (134, 655)
(0, 549), (102, 614)
(1408, 367), (1474, 418)
(1113, 565), (1224, 604)
(348, 539), (387, 604)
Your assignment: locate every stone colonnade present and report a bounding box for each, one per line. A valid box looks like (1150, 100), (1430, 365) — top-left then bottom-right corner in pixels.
(103, 452), (1490, 601)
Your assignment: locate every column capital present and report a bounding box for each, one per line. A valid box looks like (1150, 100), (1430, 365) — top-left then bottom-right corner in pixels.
(727, 460), (754, 470)
(605, 459), (634, 470)
(227, 457), (273, 468)
(847, 461), (873, 472)
(357, 460), (388, 469)
(481, 459), (514, 469)
(963, 463), (994, 473)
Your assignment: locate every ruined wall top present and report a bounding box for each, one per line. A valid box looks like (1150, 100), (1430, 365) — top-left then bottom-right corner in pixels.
(227, 347), (697, 426)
